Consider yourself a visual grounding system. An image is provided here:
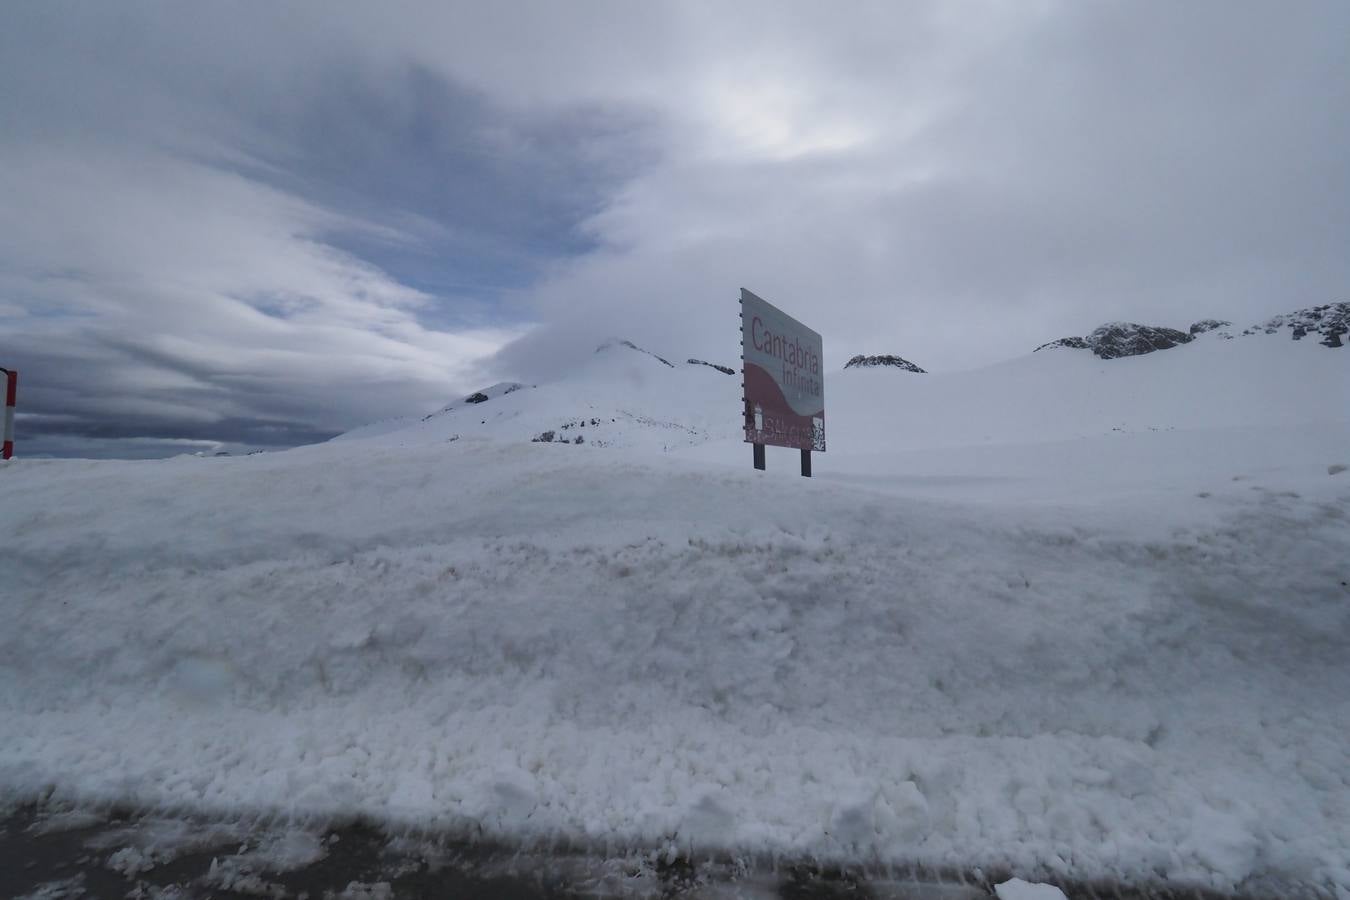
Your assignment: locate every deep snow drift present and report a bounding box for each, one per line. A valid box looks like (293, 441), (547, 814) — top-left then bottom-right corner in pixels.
(1, 328), (1347, 895)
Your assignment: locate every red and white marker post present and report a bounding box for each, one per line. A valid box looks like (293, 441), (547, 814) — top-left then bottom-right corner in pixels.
(1, 367), (15, 460)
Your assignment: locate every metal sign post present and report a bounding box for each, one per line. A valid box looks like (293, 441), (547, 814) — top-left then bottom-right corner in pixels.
(0, 367), (15, 460)
(739, 288), (825, 476)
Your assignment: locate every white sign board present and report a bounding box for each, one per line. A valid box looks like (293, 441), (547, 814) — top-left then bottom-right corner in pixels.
(740, 288), (825, 451)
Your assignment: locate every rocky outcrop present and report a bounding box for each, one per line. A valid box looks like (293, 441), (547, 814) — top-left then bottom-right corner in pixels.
(1035, 304), (1347, 358)
(1189, 319), (1231, 335)
(1085, 323), (1194, 359)
(688, 358), (735, 375)
(533, 417), (605, 445)
(1240, 302), (1348, 348)
(1035, 323), (1192, 359)
(843, 354), (926, 373)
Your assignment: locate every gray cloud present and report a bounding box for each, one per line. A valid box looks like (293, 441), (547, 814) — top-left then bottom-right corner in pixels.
(492, 0), (1350, 378)
(2, 1), (1347, 455)
(0, 2), (656, 456)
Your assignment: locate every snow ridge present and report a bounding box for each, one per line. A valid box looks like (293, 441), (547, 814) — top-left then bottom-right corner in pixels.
(596, 338), (676, 368)
(422, 382), (530, 420)
(687, 358), (736, 375)
(3, 428), (1347, 895)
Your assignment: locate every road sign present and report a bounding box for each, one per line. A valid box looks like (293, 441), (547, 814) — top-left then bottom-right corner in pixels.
(740, 289), (824, 475)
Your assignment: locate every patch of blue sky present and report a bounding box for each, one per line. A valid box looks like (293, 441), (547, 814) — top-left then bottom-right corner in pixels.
(234, 65), (653, 330)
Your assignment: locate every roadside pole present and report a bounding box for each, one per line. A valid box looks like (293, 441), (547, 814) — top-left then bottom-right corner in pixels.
(1, 367), (15, 460)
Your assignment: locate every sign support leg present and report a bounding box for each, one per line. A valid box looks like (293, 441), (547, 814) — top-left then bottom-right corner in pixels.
(753, 442), (765, 470)
(801, 448), (811, 477)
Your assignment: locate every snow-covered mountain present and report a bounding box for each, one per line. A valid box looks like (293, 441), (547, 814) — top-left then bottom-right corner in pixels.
(339, 303), (1345, 469)
(337, 338), (743, 452)
(3, 303), (1348, 896)
(1034, 301), (1347, 358)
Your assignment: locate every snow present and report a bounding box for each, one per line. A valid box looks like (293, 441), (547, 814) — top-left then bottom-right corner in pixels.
(334, 339), (740, 452)
(1, 331), (1347, 895)
(994, 878), (1068, 900)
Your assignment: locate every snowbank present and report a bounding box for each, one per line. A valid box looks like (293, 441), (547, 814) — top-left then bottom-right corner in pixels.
(1, 333), (1347, 894)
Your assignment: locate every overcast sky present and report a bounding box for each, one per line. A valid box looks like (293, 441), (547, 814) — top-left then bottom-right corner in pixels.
(2, 1), (1347, 457)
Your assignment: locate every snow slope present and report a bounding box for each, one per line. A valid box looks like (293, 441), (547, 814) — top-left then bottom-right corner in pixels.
(1, 329), (1348, 895)
(336, 341), (742, 453)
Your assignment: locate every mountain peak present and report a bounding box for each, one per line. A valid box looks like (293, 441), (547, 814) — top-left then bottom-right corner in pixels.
(1033, 322), (1195, 359)
(843, 354), (927, 373)
(595, 338), (676, 367)
(1085, 323), (1194, 359)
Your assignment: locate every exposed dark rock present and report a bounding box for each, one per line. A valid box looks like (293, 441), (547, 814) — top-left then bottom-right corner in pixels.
(1253, 302), (1348, 348)
(422, 383), (530, 420)
(596, 338), (675, 367)
(531, 431), (555, 443)
(1034, 324), (1192, 359)
(1033, 303), (1347, 358)
(1034, 337), (1090, 352)
(1085, 323), (1194, 359)
(843, 354), (926, 373)
(688, 358), (736, 375)
(1189, 319), (1231, 335)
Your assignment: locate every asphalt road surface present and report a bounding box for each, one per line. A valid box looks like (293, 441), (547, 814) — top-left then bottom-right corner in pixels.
(1, 802), (1272, 899)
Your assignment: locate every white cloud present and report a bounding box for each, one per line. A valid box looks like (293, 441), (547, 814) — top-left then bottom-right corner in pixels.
(0, 144), (520, 446)
(488, 0), (1350, 376)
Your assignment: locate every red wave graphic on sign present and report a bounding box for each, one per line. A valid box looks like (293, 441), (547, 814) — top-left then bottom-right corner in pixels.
(743, 362), (825, 451)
